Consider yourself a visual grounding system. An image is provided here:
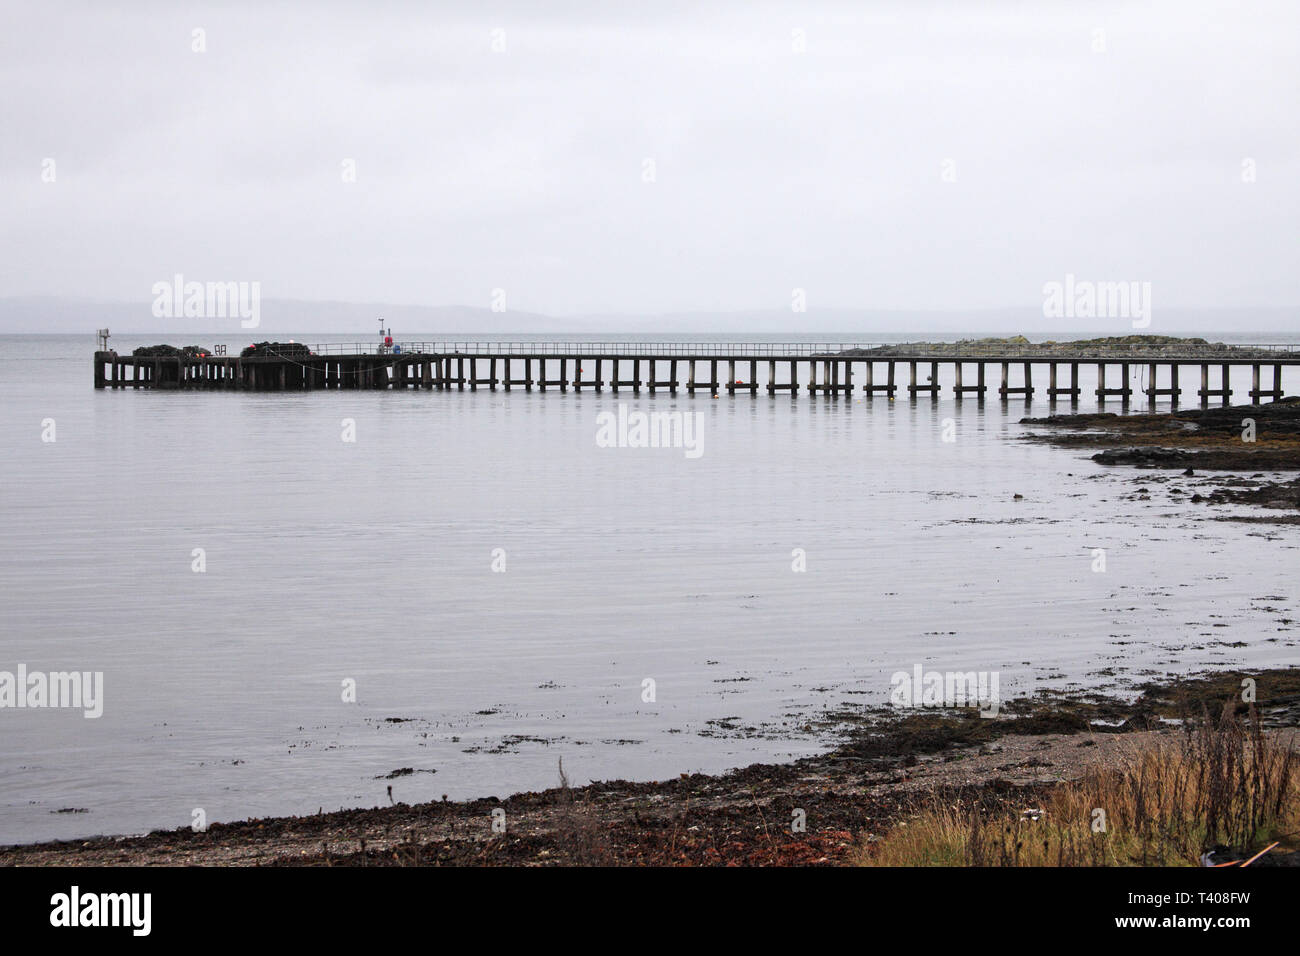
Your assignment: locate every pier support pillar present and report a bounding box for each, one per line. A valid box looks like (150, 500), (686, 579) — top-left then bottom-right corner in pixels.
(1247, 363), (1279, 403)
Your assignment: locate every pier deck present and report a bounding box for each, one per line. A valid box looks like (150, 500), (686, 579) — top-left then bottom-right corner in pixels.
(94, 341), (1298, 405)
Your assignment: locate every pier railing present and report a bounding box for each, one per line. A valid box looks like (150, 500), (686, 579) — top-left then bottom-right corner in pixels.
(304, 342), (871, 356)
(301, 341), (1300, 359)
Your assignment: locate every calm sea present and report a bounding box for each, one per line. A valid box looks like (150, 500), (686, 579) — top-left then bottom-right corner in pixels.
(1, 331), (1297, 844)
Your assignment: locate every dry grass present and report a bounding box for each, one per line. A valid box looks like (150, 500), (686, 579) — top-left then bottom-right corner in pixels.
(551, 757), (617, 865)
(859, 704), (1299, 867)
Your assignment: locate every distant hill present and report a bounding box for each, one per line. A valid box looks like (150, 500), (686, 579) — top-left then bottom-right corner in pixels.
(0, 296), (1294, 336)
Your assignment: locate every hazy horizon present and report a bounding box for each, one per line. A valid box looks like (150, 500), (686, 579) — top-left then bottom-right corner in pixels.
(1, 295), (1296, 336)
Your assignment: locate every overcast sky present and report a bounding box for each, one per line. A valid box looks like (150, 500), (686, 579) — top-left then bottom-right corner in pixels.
(2, 1), (1297, 321)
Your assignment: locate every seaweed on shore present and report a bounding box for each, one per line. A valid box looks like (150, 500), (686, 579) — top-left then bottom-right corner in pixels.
(4, 666), (1295, 867)
(1019, 400), (1300, 488)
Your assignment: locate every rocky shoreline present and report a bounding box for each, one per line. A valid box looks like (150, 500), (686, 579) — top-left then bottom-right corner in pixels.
(1022, 399), (1300, 521)
(3, 668), (1296, 866)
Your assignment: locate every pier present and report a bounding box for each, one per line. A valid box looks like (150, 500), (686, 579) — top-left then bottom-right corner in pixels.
(93, 341), (1298, 405)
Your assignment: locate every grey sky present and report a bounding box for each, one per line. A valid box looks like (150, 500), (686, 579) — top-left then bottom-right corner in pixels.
(2, 0), (1297, 321)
